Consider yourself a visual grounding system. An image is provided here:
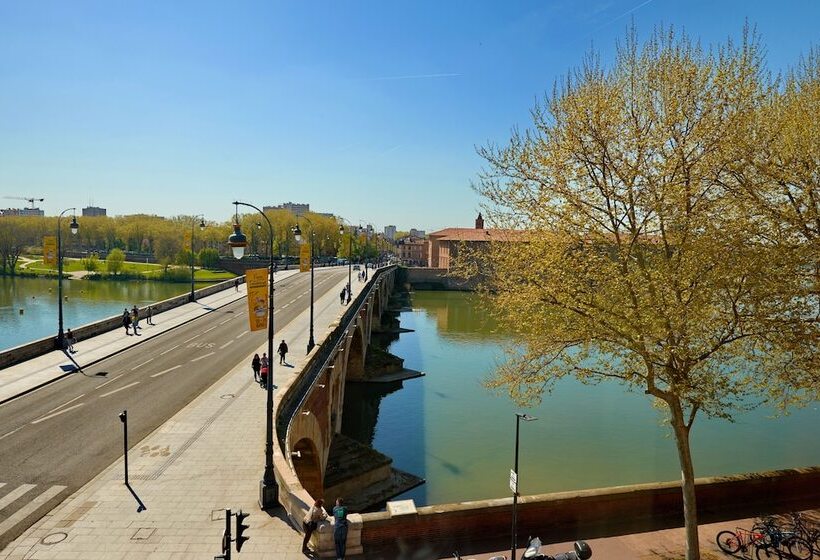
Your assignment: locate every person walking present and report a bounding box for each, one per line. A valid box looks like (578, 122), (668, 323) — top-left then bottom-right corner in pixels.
(278, 339), (288, 365)
(302, 498), (327, 553)
(123, 309), (132, 335)
(146, 306), (154, 325)
(251, 353), (261, 383)
(234, 278), (239, 292)
(65, 329), (77, 353)
(131, 305), (140, 334)
(340, 288), (346, 305)
(333, 498), (349, 560)
(259, 352), (269, 387)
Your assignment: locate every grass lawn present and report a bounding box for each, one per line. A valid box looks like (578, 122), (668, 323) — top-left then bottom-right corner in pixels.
(21, 257), (234, 281)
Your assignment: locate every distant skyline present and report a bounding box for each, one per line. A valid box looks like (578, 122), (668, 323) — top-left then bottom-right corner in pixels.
(1, 1), (818, 231)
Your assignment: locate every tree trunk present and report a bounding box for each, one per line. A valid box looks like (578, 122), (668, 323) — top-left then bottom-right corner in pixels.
(669, 398), (700, 560)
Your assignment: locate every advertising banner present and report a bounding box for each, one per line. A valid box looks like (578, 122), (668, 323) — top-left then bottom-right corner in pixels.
(245, 268), (269, 332)
(299, 244), (311, 273)
(43, 236), (57, 267)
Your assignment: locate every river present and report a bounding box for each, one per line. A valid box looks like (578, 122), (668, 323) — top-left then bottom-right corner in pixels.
(0, 276), (207, 351)
(341, 290), (820, 506)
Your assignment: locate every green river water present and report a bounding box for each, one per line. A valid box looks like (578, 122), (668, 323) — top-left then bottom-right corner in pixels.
(341, 291), (820, 506)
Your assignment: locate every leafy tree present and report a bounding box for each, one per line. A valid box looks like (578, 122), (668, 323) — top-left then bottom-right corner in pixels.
(106, 248), (125, 275)
(82, 253), (100, 273)
(176, 248), (194, 267)
(198, 247), (220, 269)
(462, 27), (818, 560)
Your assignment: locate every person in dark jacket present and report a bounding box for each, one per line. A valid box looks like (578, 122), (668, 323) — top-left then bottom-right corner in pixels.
(333, 498), (349, 559)
(251, 353), (261, 382)
(278, 340), (288, 365)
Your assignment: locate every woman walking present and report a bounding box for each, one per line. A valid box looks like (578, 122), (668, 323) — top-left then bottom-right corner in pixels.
(251, 353), (261, 383)
(332, 498), (349, 560)
(302, 498), (327, 553)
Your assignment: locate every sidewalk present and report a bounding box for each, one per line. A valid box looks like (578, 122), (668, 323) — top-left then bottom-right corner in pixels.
(0, 269), (303, 404)
(0, 271), (363, 560)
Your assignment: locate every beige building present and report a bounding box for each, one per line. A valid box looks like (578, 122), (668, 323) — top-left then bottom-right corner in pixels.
(397, 236), (428, 266)
(428, 213), (524, 269)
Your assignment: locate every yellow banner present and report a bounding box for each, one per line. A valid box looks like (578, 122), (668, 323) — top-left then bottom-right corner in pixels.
(43, 236), (57, 267)
(299, 243), (311, 272)
(245, 268), (269, 332)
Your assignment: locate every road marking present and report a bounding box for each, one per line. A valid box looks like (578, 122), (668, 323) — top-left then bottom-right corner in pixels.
(183, 335), (200, 343)
(219, 340), (234, 350)
(0, 484), (35, 511)
(160, 344), (179, 356)
(236, 330), (249, 339)
(31, 403), (85, 424)
(96, 374), (123, 390)
(282, 303), (289, 308)
(219, 318), (233, 325)
(98, 382), (139, 398)
(0, 428), (22, 441)
(131, 358), (154, 371)
(191, 352), (214, 363)
(289, 299), (297, 304)
(203, 326), (217, 334)
(0, 485), (66, 537)
(150, 365), (181, 378)
(47, 393), (86, 414)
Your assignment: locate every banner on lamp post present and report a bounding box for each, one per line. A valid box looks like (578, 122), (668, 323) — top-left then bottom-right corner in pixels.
(43, 236), (57, 267)
(245, 268), (269, 332)
(299, 243), (311, 273)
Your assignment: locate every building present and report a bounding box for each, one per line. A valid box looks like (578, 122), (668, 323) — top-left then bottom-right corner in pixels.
(384, 225), (396, 240)
(427, 213), (524, 269)
(82, 206), (107, 217)
(0, 207), (44, 217)
(263, 202), (310, 215)
(409, 228), (425, 238)
(397, 236), (428, 266)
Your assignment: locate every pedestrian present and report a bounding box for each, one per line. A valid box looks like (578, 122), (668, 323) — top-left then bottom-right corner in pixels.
(333, 498), (349, 560)
(251, 353), (261, 383)
(234, 278), (239, 292)
(340, 288), (346, 305)
(302, 498), (327, 553)
(131, 305), (140, 333)
(65, 329), (77, 353)
(146, 306), (154, 325)
(123, 309), (132, 335)
(260, 352), (269, 387)
(278, 339), (288, 365)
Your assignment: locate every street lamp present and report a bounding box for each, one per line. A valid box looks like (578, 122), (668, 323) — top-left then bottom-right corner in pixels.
(227, 201), (278, 509)
(291, 215), (315, 354)
(57, 208), (78, 349)
(512, 412), (537, 560)
(338, 221), (358, 304)
(189, 215), (206, 302)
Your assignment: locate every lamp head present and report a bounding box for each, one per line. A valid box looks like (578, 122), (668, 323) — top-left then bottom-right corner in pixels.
(70, 216), (79, 235)
(199, 218), (206, 231)
(292, 224), (302, 242)
(119, 410), (127, 423)
(228, 223), (247, 259)
(339, 224), (344, 235)
(516, 412), (538, 422)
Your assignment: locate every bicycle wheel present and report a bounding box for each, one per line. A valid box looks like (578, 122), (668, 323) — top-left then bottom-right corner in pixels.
(787, 537), (813, 560)
(717, 531), (742, 554)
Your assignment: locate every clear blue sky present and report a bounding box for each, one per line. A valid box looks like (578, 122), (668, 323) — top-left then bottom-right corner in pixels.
(1, 1), (818, 232)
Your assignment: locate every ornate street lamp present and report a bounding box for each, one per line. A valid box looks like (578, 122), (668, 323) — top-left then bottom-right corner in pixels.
(291, 215), (315, 354)
(338, 220), (359, 304)
(512, 412), (537, 560)
(57, 208), (78, 349)
(228, 201), (278, 509)
(190, 215), (206, 302)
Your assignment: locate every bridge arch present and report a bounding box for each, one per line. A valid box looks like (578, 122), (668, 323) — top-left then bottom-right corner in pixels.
(292, 437), (323, 499)
(346, 323), (365, 379)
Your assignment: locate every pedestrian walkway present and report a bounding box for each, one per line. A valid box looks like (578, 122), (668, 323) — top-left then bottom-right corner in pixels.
(0, 269), (303, 404)
(0, 271), (364, 560)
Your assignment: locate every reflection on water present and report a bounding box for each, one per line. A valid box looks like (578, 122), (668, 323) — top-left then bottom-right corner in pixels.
(0, 276), (204, 350)
(340, 290), (820, 507)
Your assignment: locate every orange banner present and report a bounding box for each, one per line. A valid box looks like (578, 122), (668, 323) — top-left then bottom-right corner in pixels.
(299, 243), (311, 273)
(245, 268), (269, 332)
(43, 236), (57, 267)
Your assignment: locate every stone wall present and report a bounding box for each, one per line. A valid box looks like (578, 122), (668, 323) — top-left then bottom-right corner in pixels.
(400, 266), (480, 291)
(0, 277), (244, 370)
(360, 466), (820, 553)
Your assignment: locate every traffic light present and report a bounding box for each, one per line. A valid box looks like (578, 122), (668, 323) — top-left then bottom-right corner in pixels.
(235, 510), (250, 552)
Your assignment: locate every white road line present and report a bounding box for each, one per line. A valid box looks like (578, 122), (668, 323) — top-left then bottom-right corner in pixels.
(203, 325), (217, 334)
(183, 335), (200, 343)
(150, 365), (181, 378)
(95, 374), (123, 390)
(219, 340), (234, 350)
(47, 393), (86, 414)
(160, 344), (179, 356)
(236, 330), (249, 339)
(0, 485), (66, 537)
(219, 318), (232, 325)
(282, 304), (289, 308)
(0, 484), (35, 511)
(289, 299), (297, 304)
(191, 352), (214, 363)
(31, 403), (85, 424)
(131, 358), (154, 371)
(0, 428), (22, 441)
(98, 382), (140, 398)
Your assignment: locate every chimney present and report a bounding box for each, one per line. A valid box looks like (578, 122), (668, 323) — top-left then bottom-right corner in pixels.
(475, 213), (484, 230)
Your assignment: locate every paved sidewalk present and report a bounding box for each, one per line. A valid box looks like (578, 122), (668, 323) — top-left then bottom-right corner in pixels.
(0, 269), (303, 404)
(0, 271), (363, 560)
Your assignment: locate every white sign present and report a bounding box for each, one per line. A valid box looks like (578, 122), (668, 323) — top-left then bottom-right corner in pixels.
(509, 469), (518, 494)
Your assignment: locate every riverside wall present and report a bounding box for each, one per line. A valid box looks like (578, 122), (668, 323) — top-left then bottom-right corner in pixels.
(0, 276), (244, 370)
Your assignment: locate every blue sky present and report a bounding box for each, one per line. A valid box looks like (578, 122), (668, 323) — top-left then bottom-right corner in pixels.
(1, 1), (818, 232)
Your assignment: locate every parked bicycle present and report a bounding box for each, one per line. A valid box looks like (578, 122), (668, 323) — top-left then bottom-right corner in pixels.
(783, 513), (820, 557)
(717, 517), (812, 560)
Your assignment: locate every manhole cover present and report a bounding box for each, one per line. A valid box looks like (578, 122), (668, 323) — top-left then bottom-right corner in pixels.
(40, 532), (68, 545)
(220, 394), (235, 399)
(131, 527), (156, 540)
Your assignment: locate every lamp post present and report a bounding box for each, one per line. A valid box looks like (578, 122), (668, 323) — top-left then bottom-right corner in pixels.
(189, 215), (206, 302)
(227, 201), (278, 509)
(291, 215), (315, 354)
(56, 208), (79, 349)
(338, 221), (357, 304)
(512, 412), (537, 560)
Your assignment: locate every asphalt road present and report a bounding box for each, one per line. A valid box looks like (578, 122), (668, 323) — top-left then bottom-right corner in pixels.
(0, 267), (349, 550)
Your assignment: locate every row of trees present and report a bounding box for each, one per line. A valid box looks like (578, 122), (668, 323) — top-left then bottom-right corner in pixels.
(463, 26), (819, 560)
(0, 210), (391, 275)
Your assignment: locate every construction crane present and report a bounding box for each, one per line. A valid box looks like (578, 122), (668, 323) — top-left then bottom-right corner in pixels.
(3, 196), (44, 209)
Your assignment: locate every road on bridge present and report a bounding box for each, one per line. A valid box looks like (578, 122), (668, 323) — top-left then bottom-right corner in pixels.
(0, 267), (349, 550)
